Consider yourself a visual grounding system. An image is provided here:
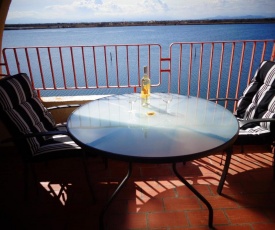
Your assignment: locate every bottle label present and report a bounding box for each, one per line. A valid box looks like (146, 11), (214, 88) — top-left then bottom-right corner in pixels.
(141, 79), (150, 98)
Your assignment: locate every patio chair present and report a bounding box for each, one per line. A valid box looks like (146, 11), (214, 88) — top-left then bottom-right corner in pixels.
(210, 60), (275, 193)
(0, 73), (95, 200)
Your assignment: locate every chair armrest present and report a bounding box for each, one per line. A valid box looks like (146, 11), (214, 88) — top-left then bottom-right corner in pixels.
(47, 104), (80, 111)
(24, 130), (69, 138)
(0, 130), (69, 145)
(239, 118), (275, 129)
(209, 98), (239, 102)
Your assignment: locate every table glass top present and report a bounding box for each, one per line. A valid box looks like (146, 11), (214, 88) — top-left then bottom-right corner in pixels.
(67, 94), (238, 162)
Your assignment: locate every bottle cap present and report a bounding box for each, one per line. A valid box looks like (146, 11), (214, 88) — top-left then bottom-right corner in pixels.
(144, 66), (148, 75)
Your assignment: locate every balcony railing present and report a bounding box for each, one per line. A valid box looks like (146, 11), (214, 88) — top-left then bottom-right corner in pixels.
(2, 39), (275, 111)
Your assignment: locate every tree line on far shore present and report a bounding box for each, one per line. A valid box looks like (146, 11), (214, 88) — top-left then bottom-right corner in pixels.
(5, 18), (275, 30)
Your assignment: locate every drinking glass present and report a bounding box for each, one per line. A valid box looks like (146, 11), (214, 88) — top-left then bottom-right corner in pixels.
(161, 93), (173, 112)
(128, 94), (137, 112)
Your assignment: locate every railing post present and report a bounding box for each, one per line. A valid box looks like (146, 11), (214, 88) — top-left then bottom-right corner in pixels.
(272, 42), (275, 61)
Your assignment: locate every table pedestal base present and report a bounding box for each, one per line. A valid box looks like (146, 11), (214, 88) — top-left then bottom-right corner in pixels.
(99, 161), (220, 229)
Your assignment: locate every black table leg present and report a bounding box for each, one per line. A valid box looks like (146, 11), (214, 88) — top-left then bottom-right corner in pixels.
(172, 162), (214, 229)
(217, 147), (233, 195)
(99, 162), (132, 230)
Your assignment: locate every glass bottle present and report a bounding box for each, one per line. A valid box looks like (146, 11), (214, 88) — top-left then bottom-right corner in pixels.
(141, 66), (151, 106)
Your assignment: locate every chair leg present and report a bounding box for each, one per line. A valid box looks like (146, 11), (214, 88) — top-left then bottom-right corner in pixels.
(273, 160), (275, 180)
(240, 145), (244, 153)
(24, 161), (39, 200)
(31, 163), (39, 196)
(24, 162), (29, 200)
(217, 147), (233, 195)
(271, 142), (275, 180)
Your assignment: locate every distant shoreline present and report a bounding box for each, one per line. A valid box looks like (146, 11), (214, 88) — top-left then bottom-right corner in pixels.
(5, 18), (275, 30)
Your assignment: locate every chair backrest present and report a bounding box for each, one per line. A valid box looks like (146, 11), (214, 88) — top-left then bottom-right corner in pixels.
(236, 61), (275, 130)
(0, 73), (56, 158)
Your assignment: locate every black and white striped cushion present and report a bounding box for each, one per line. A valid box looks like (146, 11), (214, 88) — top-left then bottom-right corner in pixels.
(236, 61), (275, 137)
(0, 73), (80, 157)
(36, 134), (80, 156)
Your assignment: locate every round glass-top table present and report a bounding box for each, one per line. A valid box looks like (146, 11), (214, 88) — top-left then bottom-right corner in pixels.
(68, 93), (238, 162)
(67, 93), (239, 229)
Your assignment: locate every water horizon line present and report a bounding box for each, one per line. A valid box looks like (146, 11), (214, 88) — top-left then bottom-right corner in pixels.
(5, 18), (275, 31)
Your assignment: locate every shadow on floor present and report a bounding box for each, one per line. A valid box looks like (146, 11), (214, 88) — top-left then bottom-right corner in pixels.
(0, 145), (274, 229)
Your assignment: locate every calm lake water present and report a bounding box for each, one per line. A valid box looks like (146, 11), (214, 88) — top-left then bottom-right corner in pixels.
(3, 23), (275, 50)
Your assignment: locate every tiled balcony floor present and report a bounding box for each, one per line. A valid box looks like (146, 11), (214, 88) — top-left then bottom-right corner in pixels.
(0, 145), (274, 230)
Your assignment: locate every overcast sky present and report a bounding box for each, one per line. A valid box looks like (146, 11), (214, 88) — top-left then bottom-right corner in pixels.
(6, 0), (275, 24)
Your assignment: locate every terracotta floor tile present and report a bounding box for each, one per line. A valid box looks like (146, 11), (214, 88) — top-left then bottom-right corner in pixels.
(204, 195), (239, 209)
(209, 183), (245, 195)
(164, 197), (201, 211)
(145, 187), (176, 199)
(187, 209), (228, 226)
(225, 208), (270, 224)
(138, 179), (178, 189)
(106, 213), (147, 230)
(234, 194), (275, 208)
(177, 184), (212, 197)
(174, 161), (206, 177)
(252, 223), (275, 230)
(107, 199), (129, 214)
(128, 198), (164, 213)
(264, 207), (275, 221)
(1, 145), (274, 230)
(241, 180), (275, 194)
(191, 174), (222, 186)
(148, 211), (189, 228)
(216, 225), (252, 230)
(112, 185), (140, 200)
(139, 185), (176, 200)
(141, 165), (174, 177)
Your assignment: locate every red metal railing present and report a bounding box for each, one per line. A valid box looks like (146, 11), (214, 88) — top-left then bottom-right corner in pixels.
(2, 44), (162, 93)
(168, 40), (275, 110)
(2, 39), (275, 110)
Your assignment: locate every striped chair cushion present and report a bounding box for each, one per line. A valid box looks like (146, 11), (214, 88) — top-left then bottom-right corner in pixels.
(0, 73), (80, 158)
(236, 61), (275, 138)
(35, 126), (81, 159)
